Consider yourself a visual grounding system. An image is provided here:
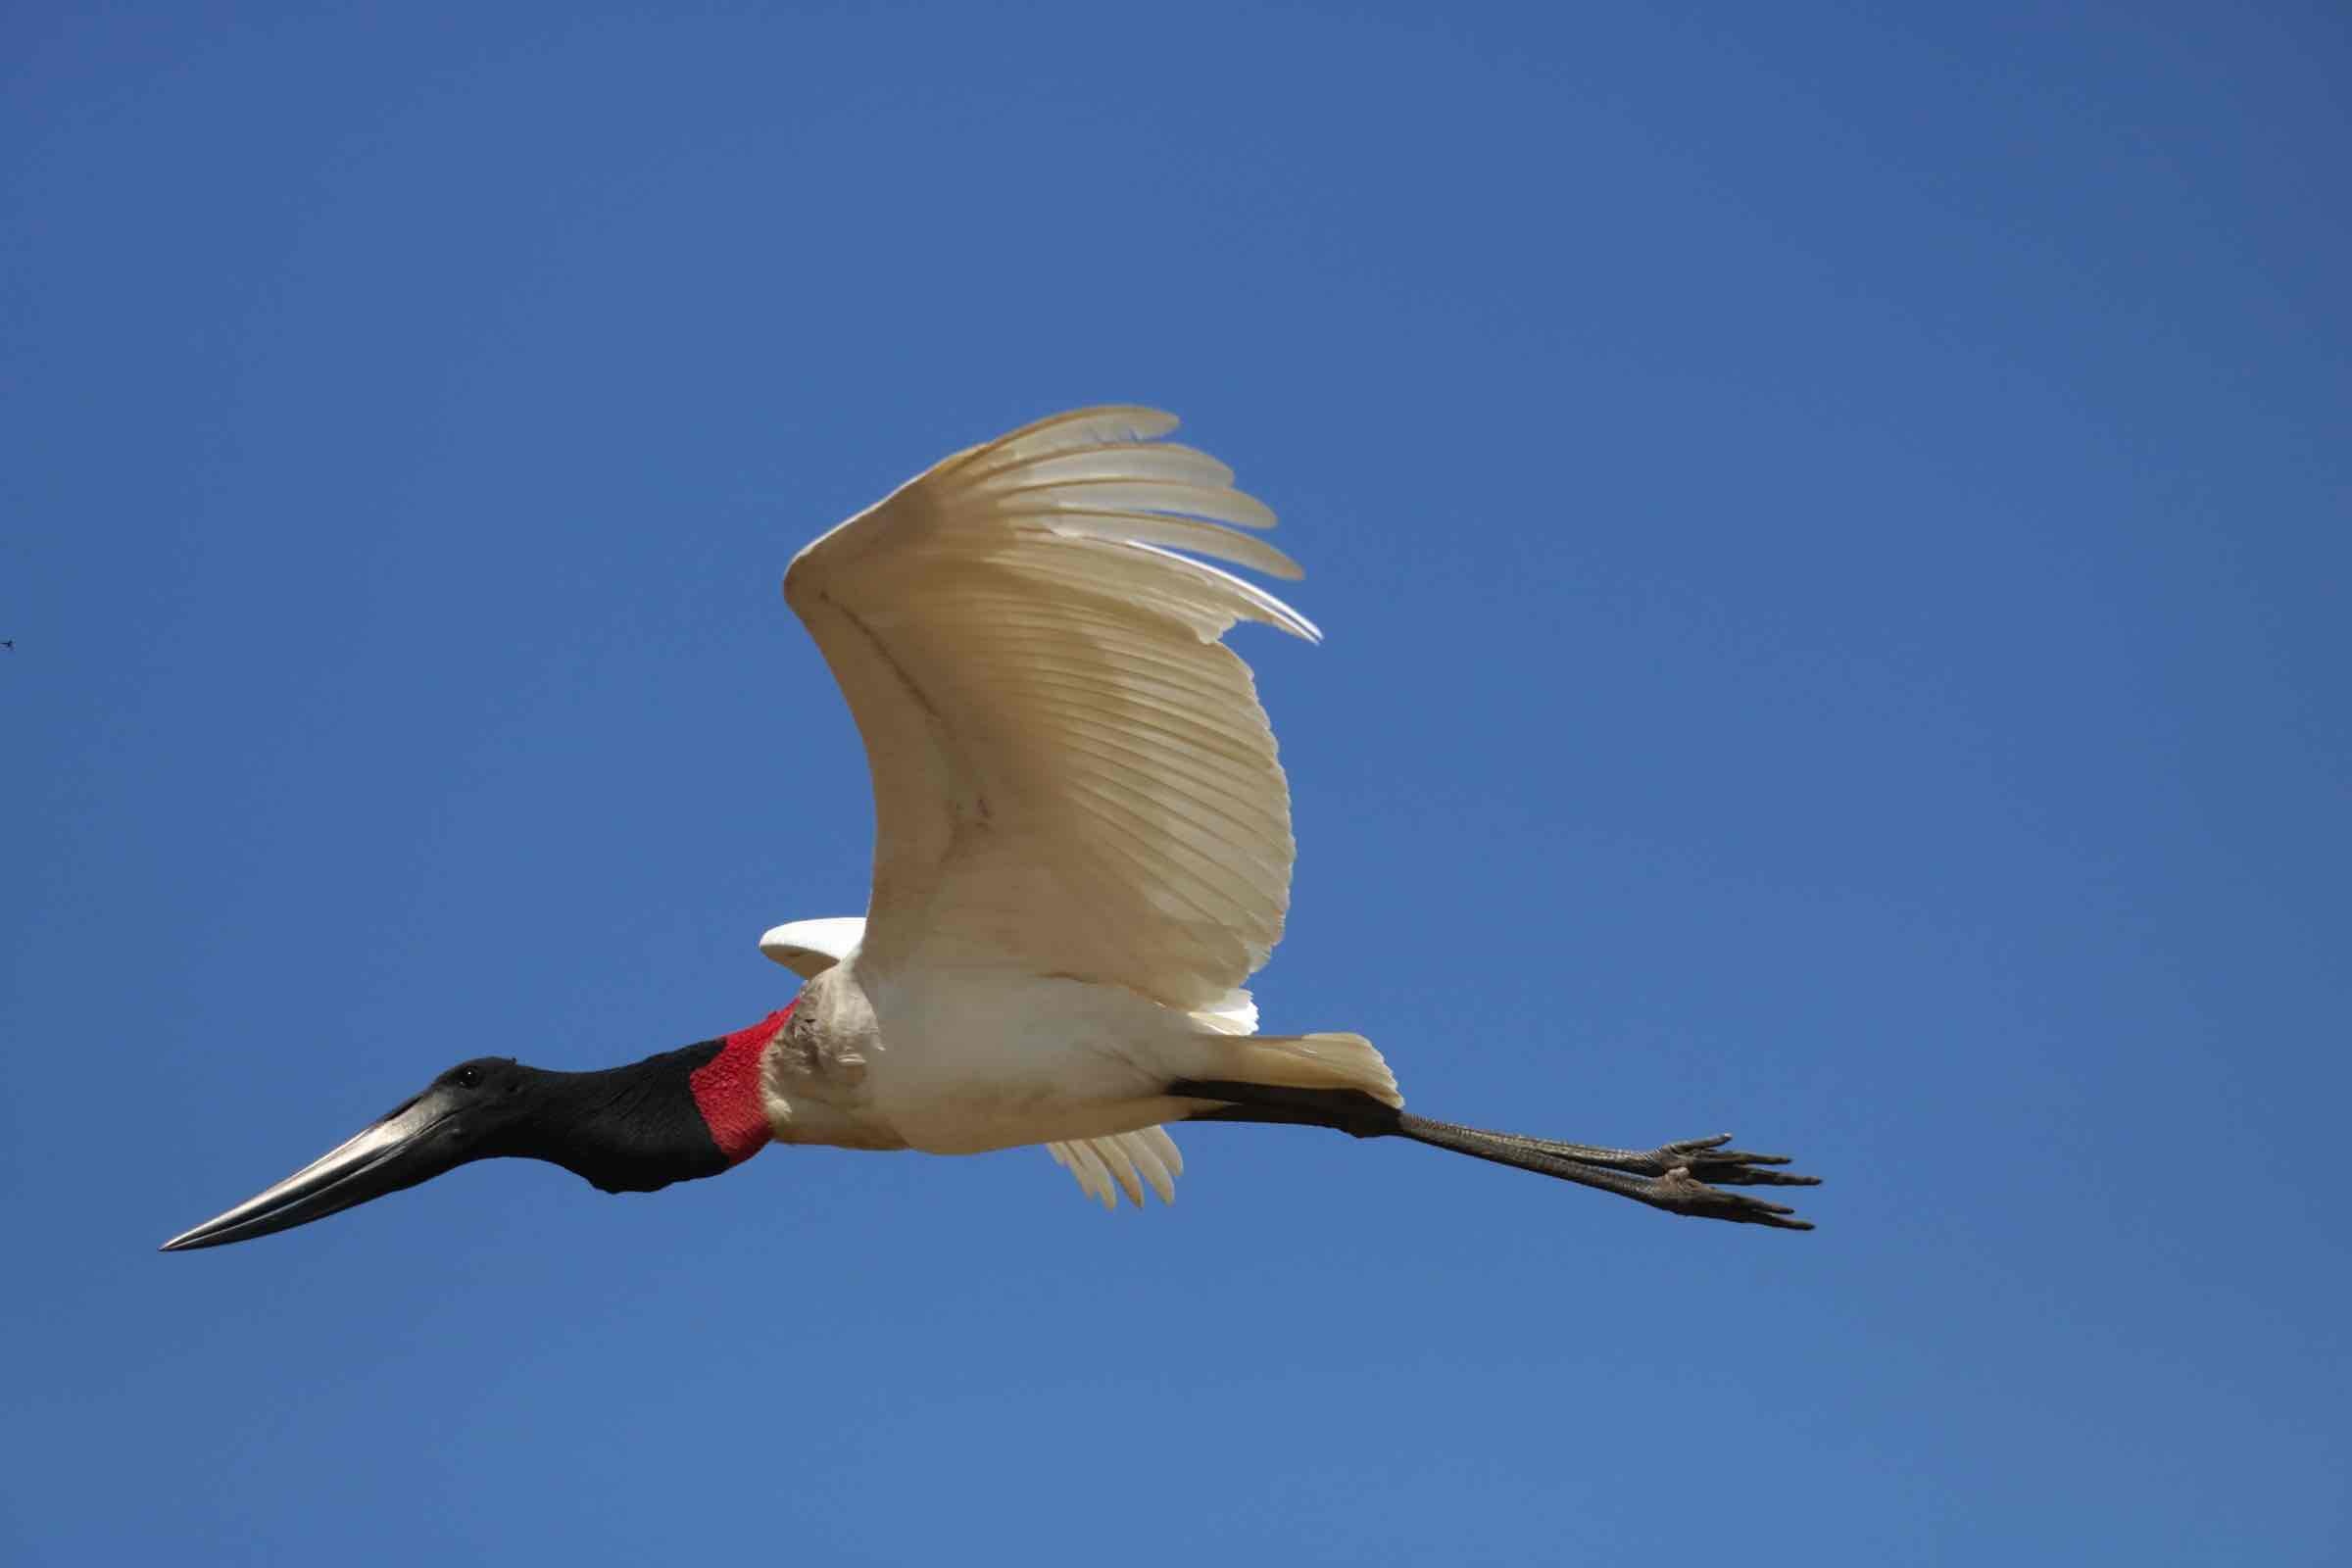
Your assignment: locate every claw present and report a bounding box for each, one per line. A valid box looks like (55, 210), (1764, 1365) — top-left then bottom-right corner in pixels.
(1662, 1134), (1735, 1154)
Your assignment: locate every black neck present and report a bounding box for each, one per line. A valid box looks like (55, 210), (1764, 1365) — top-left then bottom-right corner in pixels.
(488, 1042), (733, 1195)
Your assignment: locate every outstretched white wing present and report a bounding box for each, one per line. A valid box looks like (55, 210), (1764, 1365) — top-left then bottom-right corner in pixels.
(784, 407), (1315, 1011)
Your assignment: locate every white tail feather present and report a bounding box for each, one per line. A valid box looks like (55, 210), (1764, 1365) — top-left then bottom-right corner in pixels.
(1216, 1031), (1401, 1107)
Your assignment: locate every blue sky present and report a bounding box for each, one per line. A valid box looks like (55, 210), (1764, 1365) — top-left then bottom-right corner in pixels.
(5, 2), (2347, 1561)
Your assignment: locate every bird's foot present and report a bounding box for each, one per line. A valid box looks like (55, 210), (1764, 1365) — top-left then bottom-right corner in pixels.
(1635, 1162), (1815, 1231)
(1444, 1124), (1821, 1228)
(1632, 1133), (1819, 1190)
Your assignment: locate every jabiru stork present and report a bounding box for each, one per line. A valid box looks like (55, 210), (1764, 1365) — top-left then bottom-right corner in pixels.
(163, 407), (1817, 1251)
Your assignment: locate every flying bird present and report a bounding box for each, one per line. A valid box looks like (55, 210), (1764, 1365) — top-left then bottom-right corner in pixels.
(164, 407), (1816, 1251)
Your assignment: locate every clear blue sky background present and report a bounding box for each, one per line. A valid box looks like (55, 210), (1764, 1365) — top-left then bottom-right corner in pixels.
(5, 2), (2346, 1561)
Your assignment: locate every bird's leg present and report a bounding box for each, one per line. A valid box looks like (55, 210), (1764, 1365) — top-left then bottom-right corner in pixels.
(1454, 1128), (1818, 1189)
(1172, 1081), (1819, 1231)
(1392, 1113), (1817, 1230)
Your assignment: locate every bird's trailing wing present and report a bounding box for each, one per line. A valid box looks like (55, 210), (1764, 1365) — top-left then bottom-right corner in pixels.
(784, 407), (1315, 1012)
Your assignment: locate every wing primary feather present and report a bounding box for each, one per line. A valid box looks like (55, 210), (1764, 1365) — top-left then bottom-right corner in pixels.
(987, 478), (1279, 532)
(984, 543), (1314, 641)
(1144, 1125), (1184, 1175)
(949, 407), (1181, 476)
(1124, 1131), (1178, 1203)
(1120, 542), (1320, 641)
(1039, 512), (1302, 579)
(970, 445), (1239, 493)
(1101, 1143), (1147, 1207)
(1064, 1140), (1121, 1209)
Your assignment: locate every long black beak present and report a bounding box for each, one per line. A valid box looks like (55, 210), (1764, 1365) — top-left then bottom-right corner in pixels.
(161, 1089), (469, 1251)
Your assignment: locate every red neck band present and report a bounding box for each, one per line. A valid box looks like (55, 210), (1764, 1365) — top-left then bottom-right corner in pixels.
(689, 1002), (793, 1165)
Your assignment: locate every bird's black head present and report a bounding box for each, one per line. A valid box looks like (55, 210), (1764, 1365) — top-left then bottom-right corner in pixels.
(408, 1054), (583, 1165)
(161, 1041), (741, 1251)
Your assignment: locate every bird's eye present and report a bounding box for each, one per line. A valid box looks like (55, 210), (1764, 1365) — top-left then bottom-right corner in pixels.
(454, 1066), (482, 1090)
